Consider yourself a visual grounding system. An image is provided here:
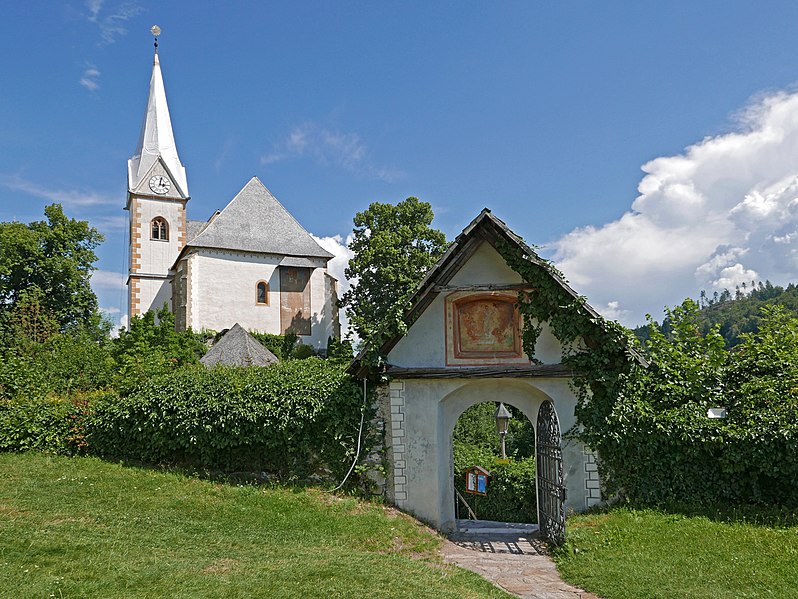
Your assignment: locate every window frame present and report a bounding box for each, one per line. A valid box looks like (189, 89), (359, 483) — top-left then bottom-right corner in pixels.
(256, 280), (269, 305)
(150, 217), (169, 241)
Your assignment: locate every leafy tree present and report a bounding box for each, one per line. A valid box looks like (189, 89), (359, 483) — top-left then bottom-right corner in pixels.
(587, 299), (798, 506)
(0, 284), (114, 401)
(112, 304), (206, 394)
(725, 305), (798, 422)
(341, 197), (447, 342)
(638, 300), (727, 409)
(0, 204), (103, 332)
(636, 280), (798, 348)
(453, 402), (535, 459)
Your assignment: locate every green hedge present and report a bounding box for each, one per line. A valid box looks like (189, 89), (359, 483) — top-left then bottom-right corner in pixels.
(86, 359), (365, 478)
(453, 442), (537, 523)
(584, 303), (798, 508)
(0, 392), (106, 454)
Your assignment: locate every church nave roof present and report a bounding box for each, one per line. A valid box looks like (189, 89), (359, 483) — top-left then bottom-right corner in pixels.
(186, 177), (334, 260)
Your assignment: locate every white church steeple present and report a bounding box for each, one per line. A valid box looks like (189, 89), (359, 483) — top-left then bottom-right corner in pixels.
(127, 43), (189, 198)
(126, 28), (189, 320)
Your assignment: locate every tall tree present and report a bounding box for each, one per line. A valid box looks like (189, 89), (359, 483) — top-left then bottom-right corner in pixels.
(341, 197), (447, 342)
(0, 204), (103, 331)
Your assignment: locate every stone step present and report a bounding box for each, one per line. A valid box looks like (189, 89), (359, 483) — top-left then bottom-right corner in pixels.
(455, 519), (539, 536)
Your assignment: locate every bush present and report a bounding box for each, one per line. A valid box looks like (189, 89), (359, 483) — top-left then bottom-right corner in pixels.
(292, 343), (316, 360)
(453, 441), (537, 523)
(87, 359), (366, 479)
(249, 331), (298, 360)
(112, 306), (206, 394)
(0, 332), (115, 401)
(451, 402), (537, 522)
(0, 391), (110, 454)
(585, 301), (798, 507)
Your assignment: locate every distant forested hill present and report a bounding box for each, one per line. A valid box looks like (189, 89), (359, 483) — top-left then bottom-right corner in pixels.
(634, 281), (798, 348)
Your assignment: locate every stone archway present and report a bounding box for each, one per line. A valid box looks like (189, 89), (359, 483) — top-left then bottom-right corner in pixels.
(439, 379), (557, 532)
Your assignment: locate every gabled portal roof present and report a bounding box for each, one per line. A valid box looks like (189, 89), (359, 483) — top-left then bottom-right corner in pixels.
(349, 208), (643, 376)
(128, 52), (189, 198)
(382, 208), (602, 355)
(186, 177), (333, 259)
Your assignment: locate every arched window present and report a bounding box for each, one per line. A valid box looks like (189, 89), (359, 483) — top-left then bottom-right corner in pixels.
(151, 217), (169, 241)
(256, 281), (269, 305)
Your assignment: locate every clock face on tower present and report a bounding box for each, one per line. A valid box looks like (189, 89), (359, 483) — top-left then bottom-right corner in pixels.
(149, 175), (171, 195)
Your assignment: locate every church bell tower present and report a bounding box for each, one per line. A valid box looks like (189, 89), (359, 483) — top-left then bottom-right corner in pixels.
(126, 28), (189, 320)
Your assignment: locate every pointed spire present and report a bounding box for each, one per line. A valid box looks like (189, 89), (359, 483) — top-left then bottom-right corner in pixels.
(127, 32), (188, 197)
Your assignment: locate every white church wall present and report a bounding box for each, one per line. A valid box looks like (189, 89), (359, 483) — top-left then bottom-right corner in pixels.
(308, 267), (336, 348)
(388, 241), (564, 367)
(141, 278), (172, 314)
(187, 249), (333, 346)
(129, 196), (185, 316)
(384, 377), (587, 532)
(132, 197), (185, 276)
(189, 250), (280, 333)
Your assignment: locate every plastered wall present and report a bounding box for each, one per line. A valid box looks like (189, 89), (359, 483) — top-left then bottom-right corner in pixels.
(388, 242), (563, 367)
(378, 378), (592, 532)
(185, 249), (336, 348)
(128, 195), (185, 316)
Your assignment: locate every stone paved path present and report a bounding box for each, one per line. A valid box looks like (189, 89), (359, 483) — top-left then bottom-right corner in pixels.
(442, 521), (600, 599)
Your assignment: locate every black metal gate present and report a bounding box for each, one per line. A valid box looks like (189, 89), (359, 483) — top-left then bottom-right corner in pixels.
(536, 399), (566, 546)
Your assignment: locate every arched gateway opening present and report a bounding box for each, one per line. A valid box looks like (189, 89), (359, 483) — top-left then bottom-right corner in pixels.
(440, 380), (565, 544)
(452, 401), (537, 524)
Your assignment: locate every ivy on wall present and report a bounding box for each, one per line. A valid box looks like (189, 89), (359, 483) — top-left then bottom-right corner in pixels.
(496, 237), (798, 507)
(494, 236), (642, 432)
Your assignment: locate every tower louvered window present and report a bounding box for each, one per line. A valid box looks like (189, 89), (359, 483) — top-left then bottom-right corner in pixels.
(151, 217), (169, 241)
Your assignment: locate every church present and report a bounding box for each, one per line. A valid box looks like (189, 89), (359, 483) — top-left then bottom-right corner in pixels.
(125, 47), (340, 349)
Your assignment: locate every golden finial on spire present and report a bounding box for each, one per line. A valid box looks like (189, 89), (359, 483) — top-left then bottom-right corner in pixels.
(150, 25), (161, 53)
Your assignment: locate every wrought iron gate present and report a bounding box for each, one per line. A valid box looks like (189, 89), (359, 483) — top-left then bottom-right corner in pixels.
(536, 399), (566, 546)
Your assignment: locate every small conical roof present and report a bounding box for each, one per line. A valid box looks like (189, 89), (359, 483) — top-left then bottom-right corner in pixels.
(128, 51), (189, 197)
(200, 323), (279, 368)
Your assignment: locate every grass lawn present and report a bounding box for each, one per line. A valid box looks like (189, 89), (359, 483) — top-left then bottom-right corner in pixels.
(0, 453), (510, 598)
(555, 507), (798, 599)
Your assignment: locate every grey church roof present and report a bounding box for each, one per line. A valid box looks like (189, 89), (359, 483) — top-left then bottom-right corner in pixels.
(200, 323), (279, 368)
(186, 219), (209, 243)
(187, 177), (334, 259)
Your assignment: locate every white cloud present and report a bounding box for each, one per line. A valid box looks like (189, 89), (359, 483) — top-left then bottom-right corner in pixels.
(91, 269), (126, 291)
(85, 0), (143, 45)
(598, 300), (630, 322)
(80, 64), (101, 91)
(553, 90), (798, 325)
(0, 174), (116, 208)
(92, 215), (127, 233)
(214, 136), (236, 173)
(311, 233), (355, 337)
(262, 123), (403, 182)
(112, 313), (129, 338)
(86, 0), (103, 21)
(99, 306), (126, 338)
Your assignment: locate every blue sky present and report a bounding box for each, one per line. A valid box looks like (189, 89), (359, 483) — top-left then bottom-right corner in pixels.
(5, 2), (798, 330)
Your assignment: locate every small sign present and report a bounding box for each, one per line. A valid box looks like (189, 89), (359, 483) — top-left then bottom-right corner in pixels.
(465, 465), (490, 496)
(494, 458), (510, 465)
(707, 407), (727, 419)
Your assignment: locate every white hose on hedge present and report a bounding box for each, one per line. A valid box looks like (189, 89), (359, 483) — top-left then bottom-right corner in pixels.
(332, 378), (367, 492)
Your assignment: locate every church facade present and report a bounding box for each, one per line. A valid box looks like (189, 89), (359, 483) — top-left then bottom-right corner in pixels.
(126, 50), (340, 348)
